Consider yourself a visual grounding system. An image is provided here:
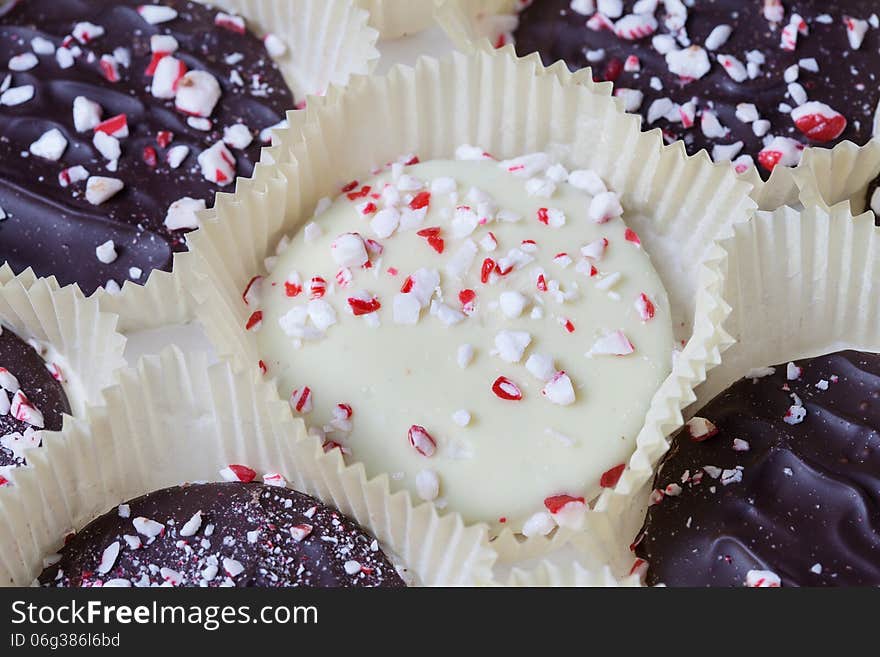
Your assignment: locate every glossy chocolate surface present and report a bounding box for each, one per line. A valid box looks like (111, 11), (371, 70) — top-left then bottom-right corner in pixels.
(513, 1), (880, 178)
(0, 0), (294, 294)
(0, 326), (69, 468)
(40, 482), (407, 587)
(635, 350), (880, 587)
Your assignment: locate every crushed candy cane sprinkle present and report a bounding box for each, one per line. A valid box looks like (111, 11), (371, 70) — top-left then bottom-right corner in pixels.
(633, 353), (879, 587)
(0, 327), (74, 473)
(40, 475), (406, 588)
(504, 0), (880, 177)
(0, 0), (293, 293)
(250, 147), (675, 531)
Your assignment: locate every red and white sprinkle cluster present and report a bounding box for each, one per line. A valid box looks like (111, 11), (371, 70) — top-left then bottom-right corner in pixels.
(0, 352), (60, 472)
(508, 1), (877, 176)
(45, 470), (398, 588)
(3, 2), (291, 290)
(247, 145), (669, 533)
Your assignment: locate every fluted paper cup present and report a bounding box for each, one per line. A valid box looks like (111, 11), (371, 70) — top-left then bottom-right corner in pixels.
(0, 271), (126, 476)
(0, 347), (495, 587)
(5, 0), (380, 333)
(571, 202), (880, 585)
(355, 0), (440, 39)
(792, 140), (880, 218)
(188, 47), (754, 562)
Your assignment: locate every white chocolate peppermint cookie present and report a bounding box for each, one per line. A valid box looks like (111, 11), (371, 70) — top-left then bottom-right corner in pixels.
(253, 151), (674, 531)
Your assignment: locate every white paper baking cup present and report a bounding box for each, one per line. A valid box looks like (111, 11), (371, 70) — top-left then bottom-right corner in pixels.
(437, 0), (845, 212)
(355, 0), (440, 40)
(792, 140), (880, 217)
(188, 46), (754, 561)
(0, 270), (126, 452)
(0, 0), (380, 333)
(0, 347), (495, 587)
(556, 201), (880, 585)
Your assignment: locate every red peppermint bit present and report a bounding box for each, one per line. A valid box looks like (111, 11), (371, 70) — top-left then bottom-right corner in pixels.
(600, 464), (626, 488)
(292, 386), (311, 413)
(543, 494), (585, 514)
(624, 228), (641, 247)
(99, 56), (119, 82)
(793, 111), (847, 143)
(227, 464), (256, 483)
(562, 318), (575, 333)
(258, 360), (267, 375)
(336, 268), (352, 288)
(336, 403), (353, 419)
(536, 274), (548, 292)
(404, 155), (420, 165)
(589, 264), (599, 277)
(636, 293), (656, 321)
(629, 558), (649, 579)
(407, 425), (437, 457)
(284, 281), (302, 297)
(480, 258), (497, 284)
(498, 517), (507, 524)
(341, 180), (359, 193)
(417, 226), (445, 253)
(94, 114), (128, 136)
(145, 52), (166, 76)
(347, 296), (381, 316)
(427, 236), (444, 254)
(242, 275), (262, 305)
(494, 33), (507, 49)
(458, 289), (477, 309)
(364, 238), (384, 256)
(758, 149), (782, 172)
(215, 14), (246, 34)
(309, 277), (327, 299)
(142, 146), (158, 168)
(491, 376), (523, 401)
(360, 201), (377, 215)
(400, 276), (414, 293)
(0, 475), (7, 487)
(245, 311), (263, 331)
(157, 130), (173, 148)
(387, 267), (398, 277)
(537, 208), (550, 225)
(603, 57), (623, 82)
(409, 191), (431, 210)
(346, 185), (371, 201)
(322, 441), (347, 454)
(47, 363), (64, 382)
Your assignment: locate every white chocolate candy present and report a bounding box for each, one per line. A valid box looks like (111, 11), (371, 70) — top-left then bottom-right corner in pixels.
(256, 158), (673, 529)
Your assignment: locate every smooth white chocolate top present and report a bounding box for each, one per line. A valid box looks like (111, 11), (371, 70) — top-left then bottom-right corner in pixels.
(253, 152), (674, 532)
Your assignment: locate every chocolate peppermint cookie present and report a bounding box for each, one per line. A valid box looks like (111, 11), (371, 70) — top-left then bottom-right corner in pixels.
(634, 350), (880, 587)
(40, 481), (407, 587)
(0, 326), (70, 471)
(0, 0), (294, 295)
(511, 1), (880, 179)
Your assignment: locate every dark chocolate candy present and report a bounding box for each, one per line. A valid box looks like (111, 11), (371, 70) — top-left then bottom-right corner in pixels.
(0, 326), (70, 469)
(0, 0), (294, 295)
(39, 482), (407, 587)
(634, 350), (880, 587)
(512, 1), (880, 179)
